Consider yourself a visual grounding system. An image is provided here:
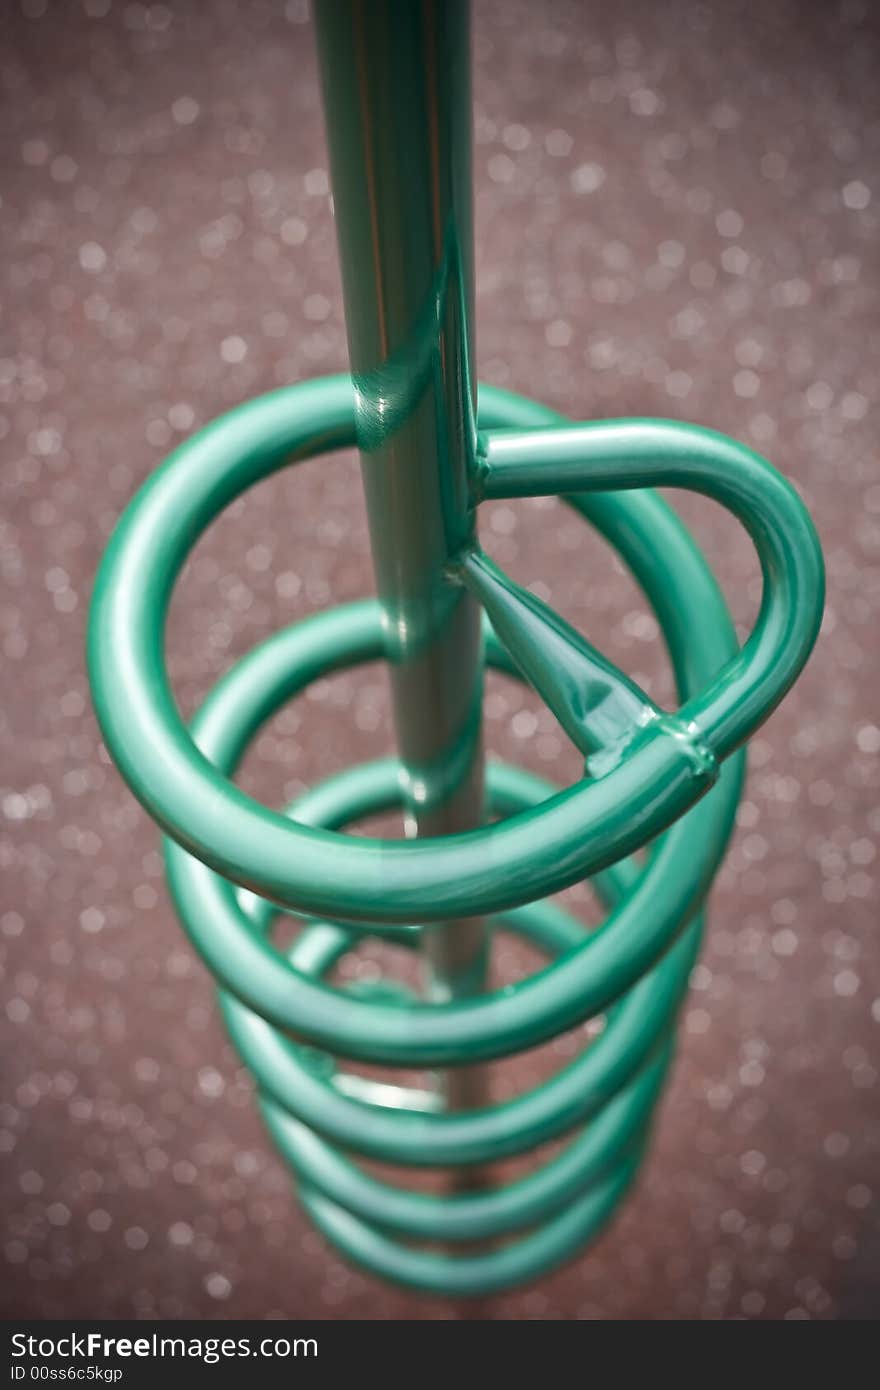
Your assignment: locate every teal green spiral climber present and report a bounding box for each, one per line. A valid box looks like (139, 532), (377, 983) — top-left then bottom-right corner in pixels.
(87, 1), (824, 1297)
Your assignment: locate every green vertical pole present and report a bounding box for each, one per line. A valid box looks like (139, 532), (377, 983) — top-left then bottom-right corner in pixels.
(313, 1), (489, 1117)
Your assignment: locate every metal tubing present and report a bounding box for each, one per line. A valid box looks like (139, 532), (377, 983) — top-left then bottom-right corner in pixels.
(85, 3), (826, 1299)
(89, 379), (822, 936)
(313, 0), (488, 1115)
(87, 373), (823, 1292)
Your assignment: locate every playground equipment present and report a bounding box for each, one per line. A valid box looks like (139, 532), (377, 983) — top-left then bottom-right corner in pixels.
(88, 1), (824, 1297)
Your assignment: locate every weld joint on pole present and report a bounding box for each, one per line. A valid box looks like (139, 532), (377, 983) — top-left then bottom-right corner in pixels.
(467, 434), (492, 506)
(586, 712), (718, 785)
(443, 541), (479, 589)
(655, 715), (717, 783)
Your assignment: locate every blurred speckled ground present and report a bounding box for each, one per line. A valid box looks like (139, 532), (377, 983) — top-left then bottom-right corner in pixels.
(1, 0), (879, 1321)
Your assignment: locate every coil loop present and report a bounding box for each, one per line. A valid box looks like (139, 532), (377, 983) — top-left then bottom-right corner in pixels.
(88, 378), (823, 1296)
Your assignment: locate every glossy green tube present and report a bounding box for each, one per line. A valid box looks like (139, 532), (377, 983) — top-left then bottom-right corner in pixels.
(260, 1049), (669, 1244)
(215, 763), (697, 1167)
(161, 602), (733, 1067)
(90, 379), (820, 933)
(86, 0), (825, 1291)
(475, 421), (824, 762)
(314, 2), (488, 1072)
(88, 378), (823, 1294)
(300, 1150), (642, 1298)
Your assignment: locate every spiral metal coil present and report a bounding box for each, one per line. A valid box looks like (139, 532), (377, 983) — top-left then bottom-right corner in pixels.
(88, 376), (823, 1296)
